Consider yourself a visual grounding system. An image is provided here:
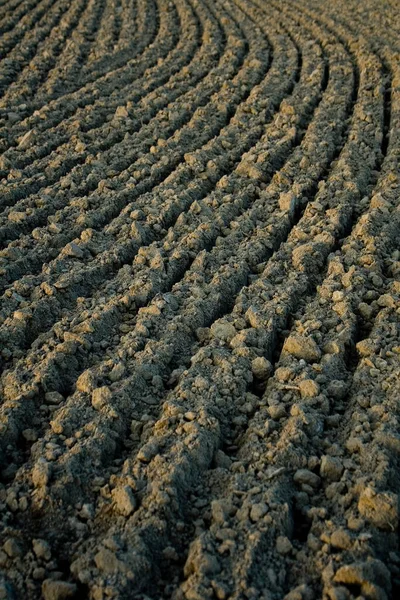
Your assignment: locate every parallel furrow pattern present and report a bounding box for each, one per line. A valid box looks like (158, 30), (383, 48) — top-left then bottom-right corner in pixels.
(0, 0), (398, 599)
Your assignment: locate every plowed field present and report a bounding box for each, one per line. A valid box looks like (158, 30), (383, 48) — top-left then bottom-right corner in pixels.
(0, 0), (399, 598)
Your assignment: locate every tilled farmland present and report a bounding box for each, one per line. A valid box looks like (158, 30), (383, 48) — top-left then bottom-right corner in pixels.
(0, 0), (399, 598)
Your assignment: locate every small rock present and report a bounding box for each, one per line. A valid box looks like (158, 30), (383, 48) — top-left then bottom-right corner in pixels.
(115, 106), (128, 118)
(91, 386), (112, 410)
(250, 502), (269, 522)
(279, 192), (297, 214)
(320, 456), (343, 482)
(3, 538), (22, 558)
(45, 392), (64, 405)
(42, 579), (77, 600)
(210, 320), (236, 342)
(94, 548), (123, 575)
(283, 335), (321, 362)
(33, 539), (51, 561)
(32, 459), (52, 488)
(22, 428), (38, 442)
(76, 370), (97, 393)
(294, 469), (321, 489)
(64, 242), (84, 259)
(276, 536), (293, 555)
(268, 404), (286, 420)
(330, 529), (352, 550)
(358, 488), (398, 531)
(251, 357), (272, 380)
(137, 442), (158, 462)
(18, 130), (35, 149)
(112, 485), (137, 517)
(299, 379), (320, 398)
(109, 363), (125, 382)
(211, 499), (231, 525)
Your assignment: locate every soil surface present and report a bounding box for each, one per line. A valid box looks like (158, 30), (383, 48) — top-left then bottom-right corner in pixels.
(0, 0), (399, 598)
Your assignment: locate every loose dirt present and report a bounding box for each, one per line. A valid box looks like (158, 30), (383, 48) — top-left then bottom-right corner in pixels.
(0, 0), (399, 598)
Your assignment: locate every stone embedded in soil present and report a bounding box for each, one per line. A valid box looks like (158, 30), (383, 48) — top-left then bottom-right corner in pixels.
(333, 559), (391, 594)
(283, 335), (321, 362)
(330, 529), (352, 550)
(320, 456), (344, 482)
(76, 370), (97, 393)
(32, 459), (52, 488)
(91, 386), (112, 410)
(3, 539), (22, 559)
(45, 392), (64, 405)
(251, 356), (272, 379)
(358, 488), (399, 531)
(210, 320), (237, 342)
(250, 502), (269, 522)
(33, 539), (51, 561)
(276, 536), (293, 555)
(294, 469), (321, 489)
(42, 579), (77, 600)
(64, 242), (84, 258)
(299, 379), (320, 398)
(112, 485), (137, 516)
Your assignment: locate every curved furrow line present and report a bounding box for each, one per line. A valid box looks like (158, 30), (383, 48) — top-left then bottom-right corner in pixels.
(0, 0), (161, 154)
(0, 7), (354, 596)
(85, 0), (123, 64)
(0, 0), (90, 109)
(0, 0), (73, 98)
(46, 9), (389, 600)
(117, 0), (139, 49)
(0, 0), (40, 36)
(0, 0), (171, 187)
(0, 0), (273, 360)
(0, 0), (57, 62)
(0, 0), (189, 216)
(168, 6), (393, 600)
(0, 0), (249, 336)
(0, 0), (279, 441)
(0, 1), (397, 599)
(34, 0), (108, 98)
(0, 13), (314, 471)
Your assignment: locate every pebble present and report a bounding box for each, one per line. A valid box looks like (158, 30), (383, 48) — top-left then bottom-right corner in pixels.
(115, 105), (129, 118)
(276, 535), (293, 555)
(22, 429), (38, 442)
(42, 579), (77, 600)
(45, 392), (64, 405)
(299, 379), (320, 398)
(32, 459), (52, 488)
(3, 538), (22, 558)
(283, 335), (321, 362)
(112, 485), (137, 517)
(109, 363), (125, 382)
(64, 242), (84, 259)
(76, 370), (97, 393)
(294, 469), (321, 489)
(18, 130), (35, 149)
(250, 502), (269, 522)
(91, 386), (112, 410)
(251, 357), (272, 380)
(330, 529), (352, 550)
(320, 456), (343, 482)
(210, 320), (236, 342)
(268, 404), (286, 420)
(32, 539), (51, 561)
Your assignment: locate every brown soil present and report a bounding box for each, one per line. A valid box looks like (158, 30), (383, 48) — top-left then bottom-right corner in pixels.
(0, 0), (399, 598)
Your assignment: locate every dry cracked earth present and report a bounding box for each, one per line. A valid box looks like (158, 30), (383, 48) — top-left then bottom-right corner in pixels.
(0, 0), (399, 598)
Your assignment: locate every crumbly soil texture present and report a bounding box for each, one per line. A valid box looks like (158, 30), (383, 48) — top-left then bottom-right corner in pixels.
(0, 0), (399, 598)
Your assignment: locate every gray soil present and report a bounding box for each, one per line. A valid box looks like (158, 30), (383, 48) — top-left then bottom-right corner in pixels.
(0, 0), (399, 598)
